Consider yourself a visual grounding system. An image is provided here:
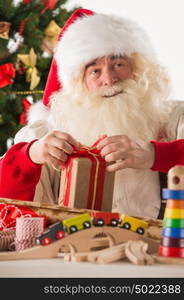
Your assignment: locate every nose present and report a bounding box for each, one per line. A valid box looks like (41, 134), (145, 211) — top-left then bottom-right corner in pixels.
(101, 68), (118, 86)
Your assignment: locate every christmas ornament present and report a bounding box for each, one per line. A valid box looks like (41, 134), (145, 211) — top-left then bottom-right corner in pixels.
(13, 0), (22, 6)
(6, 138), (14, 150)
(7, 32), (24, 54)
(19, 96), (33, 125)
(42, 0), (57, 9)
(0, 22), (11, 39)
(0, 63), (15, 88)
(40, 0), (58, 14)
(41, 20), (61, 55)
(15, 60), (26, 75)
(17, 48), (40, 90)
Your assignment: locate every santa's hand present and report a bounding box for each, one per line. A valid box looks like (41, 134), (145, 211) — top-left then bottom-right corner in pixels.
(96, 135), (155, 172)
(29, 131), (80, 169)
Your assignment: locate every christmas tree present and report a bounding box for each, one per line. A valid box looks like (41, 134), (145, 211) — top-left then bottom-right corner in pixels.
(0, 0), (78, 155)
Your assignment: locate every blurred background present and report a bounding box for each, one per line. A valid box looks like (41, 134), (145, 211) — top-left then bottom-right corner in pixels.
(0, 0), (183, 155)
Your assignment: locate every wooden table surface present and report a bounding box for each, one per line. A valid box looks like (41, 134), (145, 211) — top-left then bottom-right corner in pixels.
(0, 256), (183, 278)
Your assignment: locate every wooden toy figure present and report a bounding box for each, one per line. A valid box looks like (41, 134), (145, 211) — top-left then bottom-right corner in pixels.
(91, 211), (120, 227)
(159, 165), (184, 258)
(120, 214), (148, 235)
(62, 213), (92, 234)
(36, 222), (65, 246)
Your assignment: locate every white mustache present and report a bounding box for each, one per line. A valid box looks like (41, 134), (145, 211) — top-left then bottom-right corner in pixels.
(100, 84), (123, 97)
(97, 79), (137, 98)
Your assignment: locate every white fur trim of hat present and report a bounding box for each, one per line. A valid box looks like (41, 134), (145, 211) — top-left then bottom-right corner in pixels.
(54, 13), (156, 89)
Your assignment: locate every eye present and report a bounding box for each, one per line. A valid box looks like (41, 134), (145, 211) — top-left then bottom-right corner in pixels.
(90, 69), (100, 77)
(91, 69), (99, 73)
(116, 63), (123, 67)
(114, 62), (127, 68)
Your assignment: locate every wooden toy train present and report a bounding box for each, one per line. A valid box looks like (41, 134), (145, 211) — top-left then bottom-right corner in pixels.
(36, 211), (148, 246)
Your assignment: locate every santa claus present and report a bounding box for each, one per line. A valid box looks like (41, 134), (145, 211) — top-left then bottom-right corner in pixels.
(0, 8), (183, 218)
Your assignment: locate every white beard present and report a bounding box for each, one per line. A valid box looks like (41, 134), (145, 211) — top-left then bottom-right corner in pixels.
(50, 78), (167, 146)
(50, 78), (169, 218)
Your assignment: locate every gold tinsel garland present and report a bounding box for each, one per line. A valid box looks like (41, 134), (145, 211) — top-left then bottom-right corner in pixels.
(13, 90), (44, 95)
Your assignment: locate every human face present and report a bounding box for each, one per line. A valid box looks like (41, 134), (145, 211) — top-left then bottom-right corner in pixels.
(84, 55), (133, 93)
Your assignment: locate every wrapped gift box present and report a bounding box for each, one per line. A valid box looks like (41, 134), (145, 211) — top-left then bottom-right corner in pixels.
(58, 145), (115, 211)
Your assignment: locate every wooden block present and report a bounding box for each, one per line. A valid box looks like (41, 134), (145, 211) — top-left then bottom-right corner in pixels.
(163, 217), (184, 228)
(125, 240), (155, 265)
(161, 237), (184, 248)
(166, 199), (184, 209)
(158, 245), (184, 258)
(168, 166), (184, 190)
(164, 208), (184, 219)
(162, 227), (184, 238)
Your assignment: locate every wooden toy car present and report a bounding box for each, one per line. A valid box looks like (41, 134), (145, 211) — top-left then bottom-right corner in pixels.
(120, 214), (148, 235)
(36, 222), (65, 246)
(62, 213), (92, 233)
(91, 211), (120, 226)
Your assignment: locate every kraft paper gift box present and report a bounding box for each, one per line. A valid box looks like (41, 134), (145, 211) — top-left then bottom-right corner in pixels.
(58, 146), (115, 211)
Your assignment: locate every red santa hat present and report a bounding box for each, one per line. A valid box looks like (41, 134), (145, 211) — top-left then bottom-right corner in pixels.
(43, 8), (156, 106)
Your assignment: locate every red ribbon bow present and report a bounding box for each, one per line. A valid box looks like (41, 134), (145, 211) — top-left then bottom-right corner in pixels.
(0, 63), (15, 88)
(0, 203), (46, 230)
(62, 135), (107, 168)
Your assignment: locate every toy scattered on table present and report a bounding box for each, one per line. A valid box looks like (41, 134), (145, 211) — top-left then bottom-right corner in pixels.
(159, 165), (184, 258)
(91, 211), (120, 227)
(63, 213), (92, 233)
(91, 212), (148, 234)
(120, 214), (148, 235)
(36, 222), (65, 246)
(64, 240), (155, 265)
(36, 212), (148, 242)
(0, 211), (158, 261)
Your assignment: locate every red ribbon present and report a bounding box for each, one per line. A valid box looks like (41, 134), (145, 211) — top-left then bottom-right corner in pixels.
(0, 203), (46, 230)
(19, 98), (32, 125)
(0, 63), (15, 88)
(62, 136), (107, 210)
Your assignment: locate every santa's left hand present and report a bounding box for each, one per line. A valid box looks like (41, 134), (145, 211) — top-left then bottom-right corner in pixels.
(96, 135), (155, 172)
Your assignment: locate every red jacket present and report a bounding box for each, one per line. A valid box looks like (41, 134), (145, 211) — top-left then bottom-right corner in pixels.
(0, 141), (41, 201)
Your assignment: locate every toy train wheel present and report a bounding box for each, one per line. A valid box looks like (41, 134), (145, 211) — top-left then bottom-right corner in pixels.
(97, 218), (104, 226)
(110, 219), (119, 227)
(136, 227), (144, 235)
(42, 237), (52, 246)
(69, 225), (77, 233)
(122, 222), (131, 230)
(55, 230), (65, 240)
(83, 221), (91, 229)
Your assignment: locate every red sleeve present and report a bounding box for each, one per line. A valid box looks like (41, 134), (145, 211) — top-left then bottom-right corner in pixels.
(151, 140), (184, 173)
(0, 140), (42, 201)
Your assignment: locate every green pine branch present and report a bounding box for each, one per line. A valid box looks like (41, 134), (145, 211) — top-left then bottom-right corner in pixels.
(0, 0), (79, 155)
